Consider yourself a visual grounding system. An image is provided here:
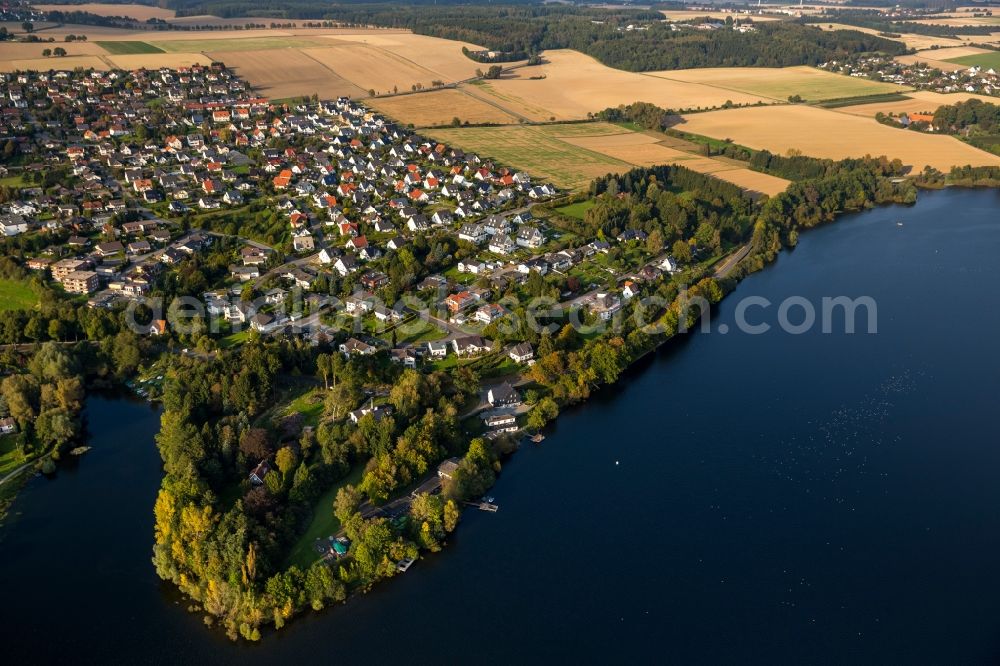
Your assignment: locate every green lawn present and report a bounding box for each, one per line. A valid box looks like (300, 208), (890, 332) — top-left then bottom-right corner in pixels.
(285, 464), (365, 569)
(946, 52), (1000, 70)
(285, 388), (325, 427)
(96, 41), (165, 55)
(0, 278), (39, 312)
(219, 329), (251, 348)
(382, 319), (448, 346)
(0, 434), (27, 477)
(0, 173), (27, 188)
(555, 200), (595, 220)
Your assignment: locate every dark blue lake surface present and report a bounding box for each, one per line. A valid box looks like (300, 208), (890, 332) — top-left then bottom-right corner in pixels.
(2, 187), (1000, 664)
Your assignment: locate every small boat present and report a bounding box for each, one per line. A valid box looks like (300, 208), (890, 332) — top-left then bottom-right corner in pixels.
(896, 221), (903, 227)
(530, 433), (545, 443)
(69, 446), (91, 456)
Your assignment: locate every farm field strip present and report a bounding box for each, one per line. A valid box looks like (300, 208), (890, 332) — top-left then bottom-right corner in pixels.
(558, 130), (791, 196)
(466, 49), (773, 121)
(833, 90), (1000, 118)
(649, 66), (911, 102)
(108, 53), (213, 70)
(301, 44), (445, 94)
(150, 36), (334, 53)
(0, 55), (108, 72)
(34, 3), (176, 20)
(368, 88), (520, 127)
(96, 41), (164, 55)
(678, 104), (1000, 172)
(429, 123), (791, 196)
(214, 48), (366, 100)
(946, 51), (1000, 70)
(428, 125), (634, 191)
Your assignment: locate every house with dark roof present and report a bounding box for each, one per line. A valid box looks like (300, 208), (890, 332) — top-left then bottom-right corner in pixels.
(488, 382), (521, 407)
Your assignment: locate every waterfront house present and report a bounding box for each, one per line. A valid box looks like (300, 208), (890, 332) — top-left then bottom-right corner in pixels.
(488, 382), (521, 407)
(437, 457), (461, 480)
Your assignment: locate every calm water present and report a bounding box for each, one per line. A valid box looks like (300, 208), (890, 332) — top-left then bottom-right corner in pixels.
(2, 188), (1000, 664)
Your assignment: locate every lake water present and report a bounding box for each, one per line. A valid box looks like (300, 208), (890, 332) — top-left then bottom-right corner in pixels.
(2, 188), (1000, 664)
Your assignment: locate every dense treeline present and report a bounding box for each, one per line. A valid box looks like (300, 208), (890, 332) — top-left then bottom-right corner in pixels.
(596, 102), (675, 130)
(932, 99), (1000, 134)
(746, 151), (907, 181)
(586, 164), (753, 252)
(753, 161), (917, 255)
(942, 165), (1000, 187)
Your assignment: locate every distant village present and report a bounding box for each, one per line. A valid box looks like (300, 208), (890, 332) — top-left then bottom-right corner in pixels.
(820, 54), (1000, 98)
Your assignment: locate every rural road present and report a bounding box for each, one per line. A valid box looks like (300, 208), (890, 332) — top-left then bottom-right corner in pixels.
(713, 242), (752, 278)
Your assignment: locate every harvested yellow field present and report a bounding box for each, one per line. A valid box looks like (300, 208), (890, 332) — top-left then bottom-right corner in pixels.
(896, 54), (969, 72)
(301, 44), (443, 94)
(471, 49), (772, 122)
(0, 41), (107, 59)
(107, 53), (212, 70)
(369, 88), (518, 127)
(214, 49), (366, 100)
(34, 3), (176, 20)
(835, 90), (1000, 117)
(320, 33), (486, 82)
(910, 45), (993, 60)
(153, 36), (332, 53)
(679, 105), (1000, 172)
(0, 55), (108, 72)
(651, 65), (909, 102)
(0, 23), (481, 99)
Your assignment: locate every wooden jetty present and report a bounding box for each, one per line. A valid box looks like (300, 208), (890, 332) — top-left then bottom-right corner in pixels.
(464, 501), (499, 512)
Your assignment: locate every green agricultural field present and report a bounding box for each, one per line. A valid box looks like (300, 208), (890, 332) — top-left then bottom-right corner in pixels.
(96, 41), (165, 55)
(0, 279), (39, 311)
(428, 125), (631, 191)
(150, 36), (331, 53)
(946, 52), (1000, 71)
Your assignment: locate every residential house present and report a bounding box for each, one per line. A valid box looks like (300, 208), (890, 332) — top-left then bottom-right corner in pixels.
(452, 335), (488, 356)
(488, 382), (521, 407)
(339, 337), (376, 356)
(427, 340), (448, 358)
(509, 342), (534, 364)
